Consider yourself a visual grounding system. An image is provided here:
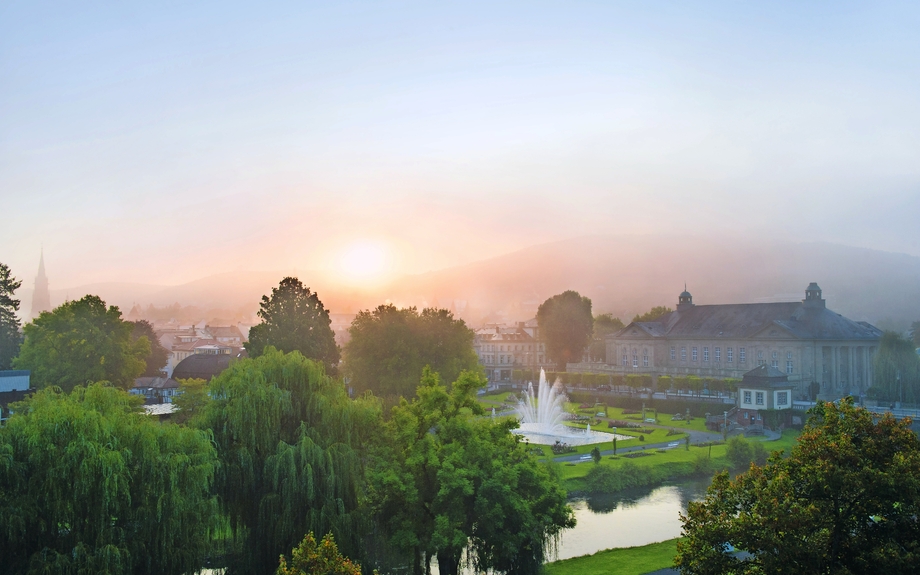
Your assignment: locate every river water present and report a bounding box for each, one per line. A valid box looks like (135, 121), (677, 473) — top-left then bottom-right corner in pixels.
(552, 478), (712, 561)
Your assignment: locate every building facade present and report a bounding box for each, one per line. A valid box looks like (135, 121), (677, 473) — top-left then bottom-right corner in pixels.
(599, 284), (882, 401)
(474, 319), (552, 382)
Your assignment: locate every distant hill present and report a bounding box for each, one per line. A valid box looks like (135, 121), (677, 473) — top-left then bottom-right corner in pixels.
(22, 236), (920, 330)
(376, 236), (920, 329)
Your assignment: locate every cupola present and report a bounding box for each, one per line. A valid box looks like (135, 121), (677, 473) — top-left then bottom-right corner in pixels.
(677, 285), (694, 311)
(803, 282), (825, 309)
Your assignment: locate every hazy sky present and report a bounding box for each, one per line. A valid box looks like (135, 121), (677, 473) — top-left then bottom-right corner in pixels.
(2, 1), (919, 289)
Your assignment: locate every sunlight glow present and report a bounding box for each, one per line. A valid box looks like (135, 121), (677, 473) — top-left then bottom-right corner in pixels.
(339, 241), (389, 282)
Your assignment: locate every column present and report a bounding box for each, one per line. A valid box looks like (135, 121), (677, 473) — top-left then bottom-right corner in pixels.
(847, 345), (856, 391)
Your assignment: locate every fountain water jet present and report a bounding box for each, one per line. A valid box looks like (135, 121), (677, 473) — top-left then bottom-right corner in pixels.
(513, 369), (617, 446)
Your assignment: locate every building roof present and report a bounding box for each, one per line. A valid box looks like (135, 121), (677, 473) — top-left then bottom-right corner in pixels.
(173, 353), (234, 381)
(133, 376), (180, 390)
(0, 370), (30, 378)
(612, 285), (882, 342)
(740, 364), (796, 389)
(207, 325), (243, 339)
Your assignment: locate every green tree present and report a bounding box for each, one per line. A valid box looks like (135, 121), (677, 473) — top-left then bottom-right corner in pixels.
(131, 318), (170, 376)
(370, 368), (574, 575)
(868, 331), (920, 404)
(246, 277), (340, 373)
(13, 295), (148, 391)
(632, 306), (672, 322)
(537, 291), (593, 371)
(197, 348), (380, 574)
(588, 313), (624, 362)
(277, 532), (363, 575)
(344, 305), (479, 398)
(0, 262), (22, 370)
(0, 383), (218, 575)
(172, 377), (209, 425)
(676, 398), (920, 574)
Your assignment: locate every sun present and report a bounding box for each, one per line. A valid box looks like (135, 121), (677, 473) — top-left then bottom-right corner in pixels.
(339, 241), (389, 282)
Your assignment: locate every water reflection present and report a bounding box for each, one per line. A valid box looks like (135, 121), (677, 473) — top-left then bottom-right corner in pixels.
(553, 479), (711, 561)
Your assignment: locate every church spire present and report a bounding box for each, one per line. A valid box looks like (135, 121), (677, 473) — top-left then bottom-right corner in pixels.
(31, 249), (51, 318)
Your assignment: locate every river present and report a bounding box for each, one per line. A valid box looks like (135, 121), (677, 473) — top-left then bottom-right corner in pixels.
(552, 478), (711, 561)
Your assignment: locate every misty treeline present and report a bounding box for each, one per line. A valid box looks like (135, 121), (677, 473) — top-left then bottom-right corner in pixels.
(0, 273), (575, 575)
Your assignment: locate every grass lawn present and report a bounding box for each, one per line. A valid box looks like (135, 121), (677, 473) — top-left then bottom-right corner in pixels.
(545, 538), (680, 575)
(559, 428), (800, 489)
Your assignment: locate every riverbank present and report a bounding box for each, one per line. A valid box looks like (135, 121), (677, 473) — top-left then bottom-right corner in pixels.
(545, 538), (681, 575)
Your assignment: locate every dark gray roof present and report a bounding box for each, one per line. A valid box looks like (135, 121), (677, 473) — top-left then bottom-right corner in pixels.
(741, 364), (796, 389)
(173, 354), (233, 381)
(0, 370), (30, 378)
(614, 302), (881, 341)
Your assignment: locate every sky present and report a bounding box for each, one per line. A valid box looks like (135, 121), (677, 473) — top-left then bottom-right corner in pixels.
(2, 1), (920, 290)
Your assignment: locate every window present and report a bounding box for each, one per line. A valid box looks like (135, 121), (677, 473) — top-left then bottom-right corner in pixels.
(703, 347), (709, 362)
(632, 354), (638, 368)
(772, 351), (777, 359)
(643, 351), (649, 367)
(715, 347), (721, 362)
(692, 347), (698, 362)
(771, 360), (778, 368)
(777, 391), (789, 406)
(787, 360), (794, 374)
(743, 391), (752, 404)
(622, 353), (628, 367)
(755, 392), (764, 405)
(681, 347), (687, 361)
(758, 351), (764, 359)
(759, 360), (766, 366)
(670, 346), (676, 360)
(739, 348), (746, 362)
(787, 352), (792, 359)
(727, 347), (733, 362)
(500, 355), (505, 364)
(743, 411), (749, 419)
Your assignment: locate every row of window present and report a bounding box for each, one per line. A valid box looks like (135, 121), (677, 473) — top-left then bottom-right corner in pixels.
(482, 344), (540, 352)
(742, 390), (790, 407)
(480, 354), (545, 365)
(669, 346), (745, 363)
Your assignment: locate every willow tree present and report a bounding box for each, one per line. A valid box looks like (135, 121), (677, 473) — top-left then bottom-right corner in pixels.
(370, 368), (574, 575)
(0, 384), (218, 575)
(196, 348), (380, 574)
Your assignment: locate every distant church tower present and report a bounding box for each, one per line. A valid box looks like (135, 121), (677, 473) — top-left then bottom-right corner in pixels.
(31, 250), (51, 318)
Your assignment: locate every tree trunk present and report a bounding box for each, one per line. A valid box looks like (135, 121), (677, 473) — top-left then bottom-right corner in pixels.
(437, 548), (460, 575)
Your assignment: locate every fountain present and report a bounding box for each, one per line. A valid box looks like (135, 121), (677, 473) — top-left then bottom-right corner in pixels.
(514, 369), (625, 446)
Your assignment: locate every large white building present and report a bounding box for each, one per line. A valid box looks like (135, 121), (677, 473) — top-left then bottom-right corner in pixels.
(598, 283), (882, 401)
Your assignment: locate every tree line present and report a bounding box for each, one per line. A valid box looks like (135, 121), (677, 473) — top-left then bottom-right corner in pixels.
(0, 273), (572, 575)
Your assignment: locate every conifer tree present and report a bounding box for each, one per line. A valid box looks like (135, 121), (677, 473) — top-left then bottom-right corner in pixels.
(0, 262), (22, 370)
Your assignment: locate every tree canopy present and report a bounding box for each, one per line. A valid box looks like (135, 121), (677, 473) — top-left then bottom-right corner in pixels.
(588, 313), (624, 362)
(0, 262), (22, 370)
(0, 383), (219, 575)
(131, 318), (170, 376)
(195, 348), (380, 574)
(343, 305), (479, 398)
(13, 295), (149, 391)
(632, 306), (672, 322)
(245, 277), (340, 373)
(676, 398), (920, 574)
(277, 532), (364, 575)
(868, 331), (920, 404)
(536, 291), (593, 371)
(370, 367), (574, 575)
